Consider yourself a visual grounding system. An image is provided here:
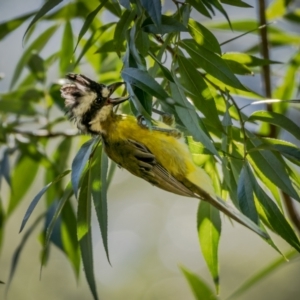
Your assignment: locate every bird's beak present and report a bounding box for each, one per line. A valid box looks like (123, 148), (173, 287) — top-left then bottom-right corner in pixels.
(107, 82), (129, 106)
(109, 96), (130, 106)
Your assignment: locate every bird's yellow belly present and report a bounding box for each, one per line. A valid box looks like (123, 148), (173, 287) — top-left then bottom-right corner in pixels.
(106, 115), (196, 178)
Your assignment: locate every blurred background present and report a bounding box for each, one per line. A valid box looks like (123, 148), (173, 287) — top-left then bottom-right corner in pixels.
(1, 0), (300, 299)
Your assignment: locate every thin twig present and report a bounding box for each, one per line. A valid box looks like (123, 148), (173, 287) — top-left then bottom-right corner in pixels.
(10, 128), (78, 138)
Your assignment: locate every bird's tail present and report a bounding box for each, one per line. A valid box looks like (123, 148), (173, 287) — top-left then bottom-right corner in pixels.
(203, 193), (269, 239)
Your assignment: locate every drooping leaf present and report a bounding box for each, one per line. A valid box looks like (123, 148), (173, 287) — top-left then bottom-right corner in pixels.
(180, 266), (217, 300)
(179, 39), (247, 91)
(197, 201), (221, 291)
(74, 0), (108, 51)
(121, 67), (169, 100)
(221, 0), (252, 7)
(187, 0), (211, 18)
(10, 25), (58, 89)
(114, 9), (136, 54)
(77, 168), (99, 300)
(177, 55), (223, 131)
(248, 111), (300, 141)
(91, 144), (110, 263)
(140, 0), (162, 28)
(19, 170), (71, 233)
(71, 138), (97, 198)
(237, 163), (258, 224)
(0, 12), (36, 40)
(170, 81), (219, 156)
(60, 21), (74, 75)
(188, 19), (221, 54)
(247, 138), (300, 202)
(142, 15), (188, 34)
(23, 0), (63, 39)
(227, 249), (298, 300)
(7, 155), (40, 216)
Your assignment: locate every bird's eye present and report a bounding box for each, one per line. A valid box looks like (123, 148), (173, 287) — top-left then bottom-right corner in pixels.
(95, 97), (102, 103)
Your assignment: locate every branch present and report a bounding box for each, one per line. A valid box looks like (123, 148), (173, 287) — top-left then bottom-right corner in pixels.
(11, 128), (78, 138)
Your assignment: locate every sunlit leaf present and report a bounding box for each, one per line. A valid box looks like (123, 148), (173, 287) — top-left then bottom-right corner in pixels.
(179, 39), (246, 91)
(248, 111), (300, 141)
(181, 266), (217, 300)
(188, 19), (221, 54)
(197, 201), (221, 291)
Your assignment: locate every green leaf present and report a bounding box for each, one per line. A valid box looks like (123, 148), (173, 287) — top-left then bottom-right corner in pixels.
(42, 187), (74, 266)
(10, 25), (58, 89)
(74, 1), (107, 51)
(91, 145), (110, 263)
(251, 138), (300, 166)
(187, 0), (211, 18)
(71, 138), (97, 198)
(266, 0), (292, 20)
(142, 15), (188, 34)
(140, 0), (162, 28)
(27, 53), (45, 81)
(227, 249), (298, 300)
(60, 21), (74, 75)
(6, 214), (44, 296)
(61, 198), (81, 278)
(0, 147), (10, 186)
(222, 52), (281, 67)
(169, 81), (219, 156)
(114, 9), (136, 54)
(237, 163), (258, 224)
(77, 169), (99, 300)
(221, 0), (252, 7)
(248, 111), (300, 141)
(188, 19), (221, 54)
(19, 170), (71, 233)
(284, 9), (300, 24)
(121, 67), (169, 100)
(177, 55), (223, 131)
(203, 0), (231, 27)
(180, 266), (217, 300)
(197, 201), (221, 291)
(253, 184), (300, 252)
(23, 0), (63, 39)
(247, 138), (300, 201)
(179, 39), (246, 91)
(0, 12), (36, 41)
(7, 155), (39, 216)
(119, 0), (131, 10)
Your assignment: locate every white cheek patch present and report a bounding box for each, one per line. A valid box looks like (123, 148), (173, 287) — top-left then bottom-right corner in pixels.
(72, 91), (97, 117)
(101, 87), (110, 98)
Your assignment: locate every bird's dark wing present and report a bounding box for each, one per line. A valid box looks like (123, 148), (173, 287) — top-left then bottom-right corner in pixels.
(106, 138), (195, 198)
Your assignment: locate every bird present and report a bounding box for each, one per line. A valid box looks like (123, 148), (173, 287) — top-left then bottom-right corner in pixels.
(60, 73), (268, 239)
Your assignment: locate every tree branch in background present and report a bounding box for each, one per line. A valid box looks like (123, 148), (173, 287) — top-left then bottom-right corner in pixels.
(258, 0), (300, 234)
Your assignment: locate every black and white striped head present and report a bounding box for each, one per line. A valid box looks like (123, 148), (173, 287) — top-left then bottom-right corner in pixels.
(60, 73), (125, 133)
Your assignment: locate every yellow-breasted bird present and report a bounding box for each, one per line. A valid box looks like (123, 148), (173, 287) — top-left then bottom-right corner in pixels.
(61, 73), (268, 239)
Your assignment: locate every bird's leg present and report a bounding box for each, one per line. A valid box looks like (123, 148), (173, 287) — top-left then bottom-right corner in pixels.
(152, 108), (175, 127)
(137, 114), (182, 138)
